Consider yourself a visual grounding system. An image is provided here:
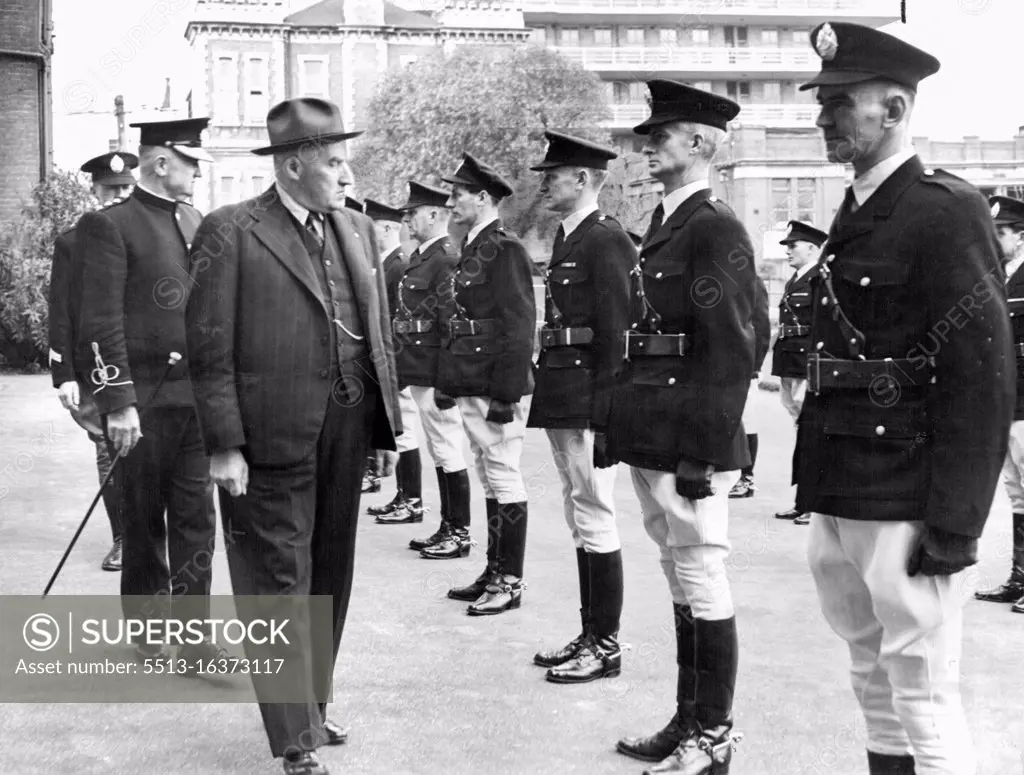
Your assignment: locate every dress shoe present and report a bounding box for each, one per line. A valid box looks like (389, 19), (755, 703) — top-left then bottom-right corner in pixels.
(361, 473), (381, 494)
(374, 498), (424, 524)
(617, 714), (692, 763)
(546, 634), (621, 684)
(409, 521), (451, 551)
(447, 566), (499, 601)
(533, 631), (587, 668)
(774, 507), (803, 520)
(101, 537), (122, 571)
(1012, 594), (1024, 614)
(727, 475), (754, 499)
(644, 726), (740, 774)
(467, 575), (524, 616)
(420, 528), (472, 559)
(793, 512), (811, 526)
(283, 751), (329, 775)
(322, 718), (348, 746)
(974, 567), (1024, 603)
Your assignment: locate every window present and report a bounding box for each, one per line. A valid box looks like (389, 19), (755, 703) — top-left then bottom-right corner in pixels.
(594, 27), (612, 46)
(761, 28), (779, 46)
(213, 54), (239, 125)
(625, 27), (644, 46)
(762, 80), (782, 103)
(796, 178), (816, 223)
(726, 80), (751, 102)
(691, 27), (709, 45)
(691, 80), (712, 92)
(529, 26), (546, 44)
(298, 56), (329, 98)
(724, 26), (748, 47)
(792, 29), (810, 47)
(770, 178), (793, 226)
(659, 28), (677, 45)
(559, 28), (579, 46)
(613, 81), (630, 103)
(628, 81), (646, 102)
(244, 55), (269, 125)
(220, 176), (236, 207)
(251, 176), (265, 196)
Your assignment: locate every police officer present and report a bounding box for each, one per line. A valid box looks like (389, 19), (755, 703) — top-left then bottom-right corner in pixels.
(975, 194), (1024, 614)
(362, 198), (425, 525)
(525, 131), (634, 683)
(770, 220), (827, 525)
(607, 81), (754, 775)
(435, 153), (535, 616)
(75, 118), (226, 667)
(797, 24), (1012, 774)
(389, 181), (475, 559)
(729, 275), (770, 499)
(48, 151), (137, 572)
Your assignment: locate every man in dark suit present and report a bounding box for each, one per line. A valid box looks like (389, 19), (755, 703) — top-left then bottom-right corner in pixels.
(185, 98), (401, 775)
(607, 81), (755, 775)
(770, 220), (826, 524)
(525, 131), (634, 684)
(975, 194), (1024, 614)
(48, 150), (136, 571)
(395, 181), (473, 559)
(434, 153), (536, 615)
(797, 24), (1012, 774)
(729, 274), (771, 499)
(75, 119), (220, 665)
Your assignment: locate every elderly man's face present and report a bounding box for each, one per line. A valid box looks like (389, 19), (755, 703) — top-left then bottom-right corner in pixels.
(295, 141), (354, 213)
(814, 82), (892, 167)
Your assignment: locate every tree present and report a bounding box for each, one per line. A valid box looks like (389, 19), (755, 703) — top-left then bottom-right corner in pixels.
(350, 45), (611, 245)
(0, 170), (93, 370)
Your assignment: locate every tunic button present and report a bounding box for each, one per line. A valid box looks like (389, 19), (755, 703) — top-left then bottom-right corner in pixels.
(655, 272), (663, 279)
(415, 340), (421, 345)
(475, 347), (482, 352)
(816, 341), (824, 350)
(668, 377), (676, 385)
(860, 276), (870, 287)
(821, 297), (829, 305)
(924, 169), (934, 176)
(562, 279), (569, 285)
(354, 233), (361, 238)
(827, 254), (836, 263)
(875, 425), (886, 436)
(319, 369), (329, 378)
(631, 323), (638, 329)
(574, 359), (581, 366)
(325, 260), (332, 266)
(329, 280), (336, 287)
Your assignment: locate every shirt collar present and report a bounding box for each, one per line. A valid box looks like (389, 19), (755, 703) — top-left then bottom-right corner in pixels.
(560, 202), (599, 238)
(275, 182), (316, 229)
(661, 179), (710, 221)
(135, 182), (178, 204)
(851, 148), (917, 208)
(467, 215), (499, 246)
(417, 233), (446, 253)
(794, 259), (818, 281)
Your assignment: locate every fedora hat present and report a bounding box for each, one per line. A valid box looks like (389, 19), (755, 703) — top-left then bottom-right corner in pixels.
(251, 98), (363, 156)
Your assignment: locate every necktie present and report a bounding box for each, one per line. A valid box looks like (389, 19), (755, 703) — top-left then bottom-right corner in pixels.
(305, 213), (324, 250)
(553, 225), (565, 256)
(648, 203), (665, 240)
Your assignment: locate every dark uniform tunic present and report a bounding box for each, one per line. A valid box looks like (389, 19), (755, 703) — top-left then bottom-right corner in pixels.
(48, 227), (82, 388)
(753, 276), (771, 376)
(606, 190), (756, 473)
(381, 245), (408, 318)
(771, 264), (820, 379)
(393, 235), (460, 389)
(527, 210), (635, 430)
(795, 158), (1013, 536)
(436, 220), (536, 402)
(1006, 264), (1024, 421)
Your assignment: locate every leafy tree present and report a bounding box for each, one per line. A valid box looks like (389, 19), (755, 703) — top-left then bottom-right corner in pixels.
(0, 170), (93, 370)
(351, 45), (611, 244)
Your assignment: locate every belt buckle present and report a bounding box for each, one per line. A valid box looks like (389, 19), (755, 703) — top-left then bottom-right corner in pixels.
(675, 334), (687, 356)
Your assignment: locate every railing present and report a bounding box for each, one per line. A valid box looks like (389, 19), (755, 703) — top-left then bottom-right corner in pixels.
(552, 45), (817, 70)
(607, 102), (818, 127)
(521, 0), (888, 12)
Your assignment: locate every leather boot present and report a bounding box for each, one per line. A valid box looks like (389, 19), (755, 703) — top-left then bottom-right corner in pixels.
(867, 750), (916, 774)
(447, 498), (499, 601)
(643, 725), (738, 775)
(367, 454), (404, 516)
(101, 536), (123, 572)
(466, 573), (524, 616)
(546, 549), (623, 683)
(420, 526), (472, 559)
(399, 449), (422, 501)
(498, 501), (529, 579)
(534, 548), (590, 667)
(361, 453), (381, 493)
(409, 468), (451, 551)
(617, 603), (696, 762)
(975, 513), (1024, 603)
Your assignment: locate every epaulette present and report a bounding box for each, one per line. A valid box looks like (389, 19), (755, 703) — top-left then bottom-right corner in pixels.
(918, 167), (965, 193)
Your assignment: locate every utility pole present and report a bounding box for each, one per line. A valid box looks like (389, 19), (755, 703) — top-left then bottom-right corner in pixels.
(114, 95), (127, 150)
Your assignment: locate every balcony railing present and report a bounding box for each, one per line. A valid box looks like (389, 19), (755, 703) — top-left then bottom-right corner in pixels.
(523, 0), (889, 12)
(607, 102), (819, 128)
(553, 45), (816, 71)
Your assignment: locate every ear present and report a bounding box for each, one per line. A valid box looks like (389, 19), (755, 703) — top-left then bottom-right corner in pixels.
(882, 93), (909, 126)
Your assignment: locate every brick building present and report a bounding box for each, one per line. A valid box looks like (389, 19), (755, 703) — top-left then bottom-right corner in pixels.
(0, 0), (54, 222)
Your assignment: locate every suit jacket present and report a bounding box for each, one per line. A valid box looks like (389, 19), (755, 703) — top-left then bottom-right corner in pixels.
(74, 188), (202, 414)
(381, 245), (408, 316)
(1006, 263), (1024, 421)
(435, 220), (536, 403)
(184, 188), (401, 467)
(771, 264), (819, 379)
(753, 275), (770, 376)
(47, 228), (77, 388)
(393, 236), (460, 389)
(606, 189), (756, 472)
(795, 157), (1013, 537)
(527, 210), (635, 430)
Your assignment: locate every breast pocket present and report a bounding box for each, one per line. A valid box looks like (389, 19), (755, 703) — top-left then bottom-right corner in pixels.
(641, 261), (690, 318)
(835, 257), (912, 327)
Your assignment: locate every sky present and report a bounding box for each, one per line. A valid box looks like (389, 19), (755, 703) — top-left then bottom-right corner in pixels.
(50, 0), (1024, 171)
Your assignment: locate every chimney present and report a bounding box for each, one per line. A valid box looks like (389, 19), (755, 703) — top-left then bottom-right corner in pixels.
(161, 77), (172, 111)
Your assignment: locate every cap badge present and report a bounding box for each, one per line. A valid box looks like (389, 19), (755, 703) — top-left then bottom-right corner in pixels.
(815, 23), (839, 62)
(786, 224), (794, 236)
(109, 155), (125, 173)
(992, 202), (1001, 218)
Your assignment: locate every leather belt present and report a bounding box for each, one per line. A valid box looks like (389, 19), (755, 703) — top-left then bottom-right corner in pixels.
(539, 327), (593, 348)
(807, 354), (933, 394)
(448, 318), (497, 337)
(393, 319), (433, 334)
(780, 324), (810, 338)
(624, 331), (690, 358)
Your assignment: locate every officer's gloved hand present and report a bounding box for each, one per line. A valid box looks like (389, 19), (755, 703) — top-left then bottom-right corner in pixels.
(434, 390), (456, 411)
(907, 526), (979, 577)
(486, 399), (515, 425)
(593, 431), (617, 469)
(675, 457), (716, 500)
